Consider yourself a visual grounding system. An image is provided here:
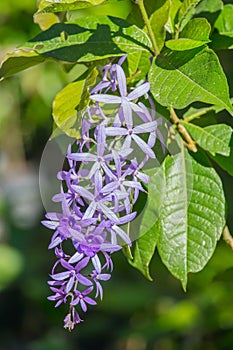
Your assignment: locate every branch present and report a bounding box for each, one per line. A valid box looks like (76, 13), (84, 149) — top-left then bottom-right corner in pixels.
(170, 107), (197, 152)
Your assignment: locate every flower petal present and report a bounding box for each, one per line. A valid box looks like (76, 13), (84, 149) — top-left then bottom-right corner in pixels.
(105, 127), (128, 137)
(132, 134), (155, 158)
(51, 271), (71, 281)
(128, 82), (150, 100)
(72, 185), (94, 201)
(68, 252), (84, 264)
(68, 153), (97, 162)
(82, 201), (97, 220)
(133, 121), (157, 134)
(116, 65), (127, 97)
(90, 94), (121, 104)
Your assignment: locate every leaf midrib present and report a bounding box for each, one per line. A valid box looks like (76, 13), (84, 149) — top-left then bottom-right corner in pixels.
(181, 144), (188, 287)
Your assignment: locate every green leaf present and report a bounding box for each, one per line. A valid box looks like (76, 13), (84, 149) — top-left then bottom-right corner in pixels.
(195, 0), (223, 14)
(166, 0), (182, 34)
(180, 18), (211, 41)
(67, 0), (133, 21)
(127, 0), (168, 29)
(1, 16), (151, 79)
(158, 146), (226, 289)
(211, 33), (233, 50)
(183, 98), (233, 122)
(52, 67), (98, 137)
(175, 15), (213, 50)
(177, 0), (202, 32)
(52, 80), (84, 138)
(37, 0), (106, 13)
(140, 166), (165, 236)
(194, 0), (223, 28)
(126, 52), (142, 77)
(126, 51), (150, 83)
(214, 4), (233, 37)
(166, 38), (208, 50)
(33, 12), (60, 31)
(209, 135), (233, 176)
(148, 47), (233, 115)
(130, 222), (159, 281)
(130, 166), (165, 280)
(149, 0), (170, 52)
(211, 4), (233, 50)
(0, 50), (45, 80)
(180, 121), (232, 156)
(32, 17), (149, 55)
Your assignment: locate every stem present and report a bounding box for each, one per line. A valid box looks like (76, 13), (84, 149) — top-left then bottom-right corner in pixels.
(222, 226), (233, 250)
(170, 107), (197, 152)
(136, 0), (160, 56)
(185, 106), (214, 123)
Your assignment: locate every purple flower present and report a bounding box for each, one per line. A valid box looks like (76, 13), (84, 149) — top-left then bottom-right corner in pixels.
(43, 55), (164, 330)
(64, 308), (83, 331)
(47, 282), (67, 308)
(71, 286), (97, 312)
(91, 270), (111, 299)
(105, 120), (157, 159)
(91, 65), (150, 129)
(51, 257), (92, 293)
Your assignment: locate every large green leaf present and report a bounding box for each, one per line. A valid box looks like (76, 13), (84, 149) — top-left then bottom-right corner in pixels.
(0, 16), (151, 79)
(30, 16), (151, 60)
(130, 166), (165, 280)
(149, 0), (170, 52)
(148, 47), (233, 114)
(158, 145), (226, 289)
(180, 122), (232, 156)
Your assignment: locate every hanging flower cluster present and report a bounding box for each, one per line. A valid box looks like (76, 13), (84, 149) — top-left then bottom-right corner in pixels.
(42, 56), (161, 330)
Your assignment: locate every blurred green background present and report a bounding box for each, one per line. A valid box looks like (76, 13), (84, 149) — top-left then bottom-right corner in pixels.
(0, 1), (233, 349)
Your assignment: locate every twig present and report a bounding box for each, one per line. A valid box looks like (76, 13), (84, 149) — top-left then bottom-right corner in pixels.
(222, 226), (233, 250)
(170, 107), (197, 152)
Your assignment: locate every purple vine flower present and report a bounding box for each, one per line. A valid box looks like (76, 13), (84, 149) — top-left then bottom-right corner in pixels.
(43, 55), (163, 330)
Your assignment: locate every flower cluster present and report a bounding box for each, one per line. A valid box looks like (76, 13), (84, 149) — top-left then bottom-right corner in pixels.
(42, 56), (160, 330)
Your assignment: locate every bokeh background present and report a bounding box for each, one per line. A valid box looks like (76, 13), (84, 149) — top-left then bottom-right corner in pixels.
(0, 1), (233, 349)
